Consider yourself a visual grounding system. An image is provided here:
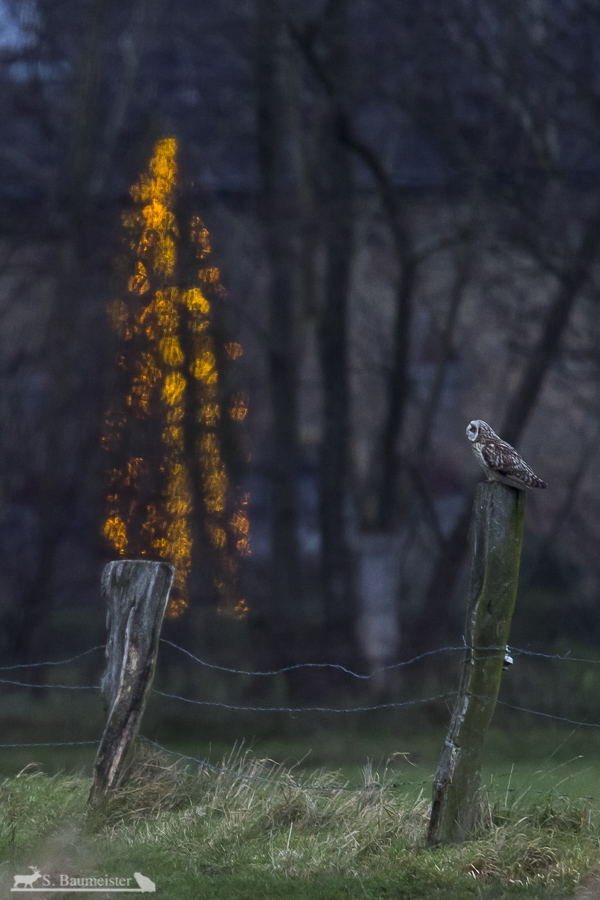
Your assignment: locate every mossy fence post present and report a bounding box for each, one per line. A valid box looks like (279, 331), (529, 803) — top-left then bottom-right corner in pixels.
(88, 559), (175, 805)
(427, 481), (526, 845)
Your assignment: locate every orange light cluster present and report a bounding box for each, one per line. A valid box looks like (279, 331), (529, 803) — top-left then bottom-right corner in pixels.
(103, 137), (250, 617)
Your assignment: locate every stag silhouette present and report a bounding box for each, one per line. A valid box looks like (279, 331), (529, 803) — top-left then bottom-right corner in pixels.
(13, 867), (42, 889)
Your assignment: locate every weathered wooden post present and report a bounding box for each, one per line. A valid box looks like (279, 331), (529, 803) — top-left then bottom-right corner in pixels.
(427, 482), (525, 845)
(88, 560), (175, 804)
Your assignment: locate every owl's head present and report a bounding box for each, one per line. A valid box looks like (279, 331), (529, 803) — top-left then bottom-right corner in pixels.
(466, 420), (484, 442)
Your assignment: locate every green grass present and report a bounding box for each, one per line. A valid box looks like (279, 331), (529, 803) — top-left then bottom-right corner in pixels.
(1, 742), (600, 899)
(4, 683), (600, 898)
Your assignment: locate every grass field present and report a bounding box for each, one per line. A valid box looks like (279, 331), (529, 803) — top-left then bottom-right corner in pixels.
(2, 725), (600, 899)
(5, 607), (600, 894)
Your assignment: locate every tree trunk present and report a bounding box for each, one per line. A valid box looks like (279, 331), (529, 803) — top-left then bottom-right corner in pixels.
(501, 222), (600, 445)
(1, 0), (110, 678)
(317, 0), (361, 664)
(256, 0), (306, 646)
(372, 246), (417, 530)
(416, 241), (474, 459)
(290, 20), (418, 535)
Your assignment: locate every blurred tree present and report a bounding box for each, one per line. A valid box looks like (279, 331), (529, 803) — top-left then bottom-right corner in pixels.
(395, 0), (600, 650)
(0, 0), (127, 674)
(103, 136), (249, 616)
(314, 0), (360, 665)
(294, 6), (469, 539)
(3, 0), (600, 679)
(255, 0), (306, 657)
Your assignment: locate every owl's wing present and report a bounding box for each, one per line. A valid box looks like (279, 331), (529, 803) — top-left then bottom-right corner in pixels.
(480, 440), (516, 477)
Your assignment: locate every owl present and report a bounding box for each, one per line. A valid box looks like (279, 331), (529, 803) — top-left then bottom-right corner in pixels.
(466, 420), (547, 490)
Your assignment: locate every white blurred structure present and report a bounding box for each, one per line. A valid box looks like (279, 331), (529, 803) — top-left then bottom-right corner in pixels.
(357, 532), (401, 687)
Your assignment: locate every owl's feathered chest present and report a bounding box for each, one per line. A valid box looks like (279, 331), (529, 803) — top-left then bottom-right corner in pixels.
(472, 440), (503, 471)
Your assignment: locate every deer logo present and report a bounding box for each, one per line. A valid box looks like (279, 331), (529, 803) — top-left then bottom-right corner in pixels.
(133, 872), (156, 892)
(12, 867), (42, 889)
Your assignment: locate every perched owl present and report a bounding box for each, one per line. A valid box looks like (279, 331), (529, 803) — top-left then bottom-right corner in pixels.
(466, 420), (547, 490)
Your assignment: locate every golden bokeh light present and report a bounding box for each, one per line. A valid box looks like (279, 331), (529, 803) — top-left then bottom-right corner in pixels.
(103, 137), (250, 617)
(230, 392), (248, 421)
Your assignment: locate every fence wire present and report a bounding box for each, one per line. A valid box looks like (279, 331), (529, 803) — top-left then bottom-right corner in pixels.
(4, 640), (600, 758)
(152, 687), (457, 714)
(0, 645), (105, 672)
(0, 740), (100, 748)
(161, 637), (600, 678)
(494, 697), (600, 728)
(3, 638), (600, 681)
(0, 678), (100, 690)
(160, 638), (468, 678)
(140, 737), (434, 793)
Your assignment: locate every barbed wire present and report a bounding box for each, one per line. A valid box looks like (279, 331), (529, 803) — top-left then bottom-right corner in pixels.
(0, 734), (592, 804)
(0, 645), (105, 671)
(4, 640), (600, 749)
(508, 646), (600, 664)
(162, 637), (600, 678)
(160, 639), (504, 678)
(152, 687), (458, 713)
(140, 737), (434, 793)
(493, 697), (600, 728)
(0, 740), (99, 748)
(141, 737), (343, 789)
(2, 678), (600, 732)
(1, 639), (600, 684)
(0, 678), (100, 690)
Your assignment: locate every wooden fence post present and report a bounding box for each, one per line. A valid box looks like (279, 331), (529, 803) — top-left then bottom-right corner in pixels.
(427, 482), (525, 845)
(88, 559), (175, 805)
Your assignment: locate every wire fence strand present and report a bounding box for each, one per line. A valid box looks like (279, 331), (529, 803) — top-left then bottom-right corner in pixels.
(4, 640), (600, 748)
(2, 639), (600, 683)
(0, 740), (100, 748)
(509, 646), (600, 664)
(160, 639), (507, 678)
(140, 737), (434, 793)
(494, 697), (600, 728)
(0, 645), (105, 672)
(152, 687), (458, 713)
(0, 678), (100, 690)
(162, 638), (595, 679)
